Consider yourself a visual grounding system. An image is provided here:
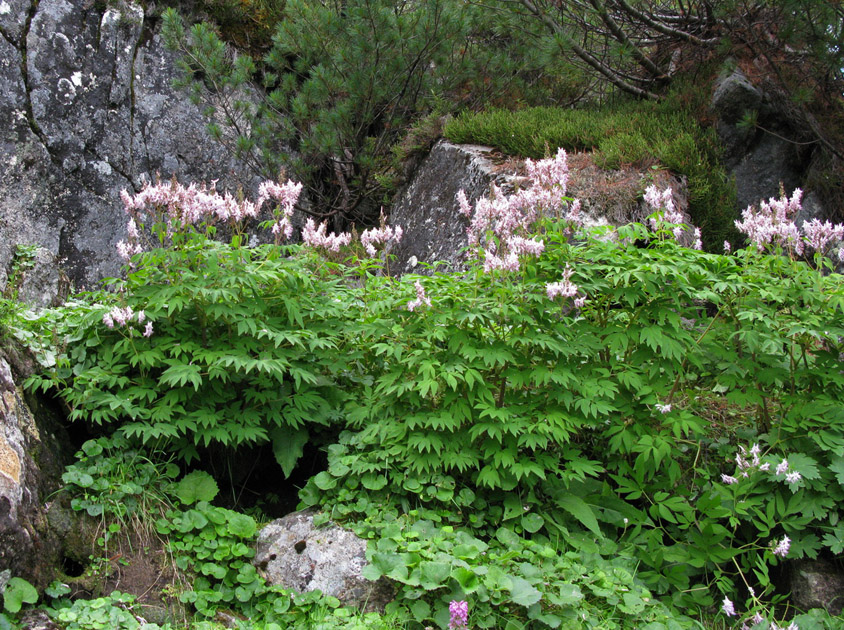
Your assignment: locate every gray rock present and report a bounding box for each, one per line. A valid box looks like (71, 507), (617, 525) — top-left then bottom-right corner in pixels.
(731, 133), (803, 213)
(790, 559), (844, 616)
(712, 69), (763, 125)
(389, 141), (507, 275)
(18, 609), (61, 630)
(255, 510), (393, 612)
(711, 69), (764, 163)
(0, 356), (67, 587)
(0, 0), (260, 291)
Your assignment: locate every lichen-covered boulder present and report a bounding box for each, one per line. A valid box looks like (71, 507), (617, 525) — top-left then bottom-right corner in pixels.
(790, 559), (844, 616)
(0, 357), (66, 587)
(254, 510), (393, 612)
(0, 0), (260, 291)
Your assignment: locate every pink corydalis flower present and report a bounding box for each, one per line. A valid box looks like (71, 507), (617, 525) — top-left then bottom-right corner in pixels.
(546, 265), (578, 300)
(143, 321), (154, 338)
(735, 188), (804, 255)
(448, 600), (469, 629)
(457, 148), (575, 274)
(802, 218), (844, 254)
(721, 474), (738, 485)
(722, 597), (737, 617)
(360, 213), (403, 257)
(407, 280), (431, 312)
(772, 535), (791, 558)
(301, 218), (352, 252)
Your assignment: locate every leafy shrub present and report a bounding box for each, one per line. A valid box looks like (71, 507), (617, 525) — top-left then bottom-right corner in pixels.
(23, 158), (844, 628)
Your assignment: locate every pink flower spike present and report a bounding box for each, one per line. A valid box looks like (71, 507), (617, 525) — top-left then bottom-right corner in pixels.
(772, 535), (791, 558)
(722, 597), (737, 617)
(143, 321), (154, 338)
(448, 600), (469, 630)
(721, 474), (738, 485)
(407, 280), (431, 312)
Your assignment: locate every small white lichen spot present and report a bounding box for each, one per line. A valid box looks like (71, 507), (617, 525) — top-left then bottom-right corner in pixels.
(0, 2), (11, 15)
(71, 72), (83, 87)
(92, 160), (113, 176)
(8, 156), (17, 167)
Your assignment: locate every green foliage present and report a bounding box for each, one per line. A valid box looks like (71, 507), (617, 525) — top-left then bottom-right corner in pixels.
(444, 102), (737, 249)
(21, 165), (844, 628)
(357, 508), (696, 630)
(1, 577), (38, 614)
(176, 471), (220, 506)
(47, 591), (173, 630)
(29, 234), (351, 467)
(61, 434), (177, 522)
(1, 244), (39, 339)
(161, 1), (589, 224)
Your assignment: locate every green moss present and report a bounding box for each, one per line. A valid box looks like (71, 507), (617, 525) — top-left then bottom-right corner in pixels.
(444, 97), (739, 250)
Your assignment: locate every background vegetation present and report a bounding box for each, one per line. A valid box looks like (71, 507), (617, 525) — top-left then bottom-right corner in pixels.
(3, 0), (844, 628)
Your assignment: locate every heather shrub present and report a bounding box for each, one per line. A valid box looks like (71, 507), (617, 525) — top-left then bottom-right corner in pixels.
(443, 100), (737, 250)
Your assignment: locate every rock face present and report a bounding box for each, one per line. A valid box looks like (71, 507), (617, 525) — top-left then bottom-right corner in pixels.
(255, 510), (393, 612)
(710, 69), (813, 214)
(0, 0), (259, 293)
(389, 140), (691, 273)
(0, 356), (67, 587)
(790, 559), (844, 616)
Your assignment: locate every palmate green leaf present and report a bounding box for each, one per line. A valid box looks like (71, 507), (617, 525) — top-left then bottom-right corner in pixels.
(272, 427), (309, 479)
(159, 363), (203, 390)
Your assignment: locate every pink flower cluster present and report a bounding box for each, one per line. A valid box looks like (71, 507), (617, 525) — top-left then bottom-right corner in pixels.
(735, 188), (803, 254)
(103, 306), (153, 337)
(301, 218), (352, 252)
(448, 600), (468, 630)
(772, 535), (791, 558)
(546, 264), (577, 299)
(360, 212), (404, 256)
(121, 179), (262, 225)
(117, 177), (304, 258)
(721, 444), (802, 485)
(723, 600), (799, 630)
(407, 280), (431, 312)
(802, 218), (844, 255)
(258, 179), (304, 241)
(457, 148), (579, 274)
(643, 185), (700, 247)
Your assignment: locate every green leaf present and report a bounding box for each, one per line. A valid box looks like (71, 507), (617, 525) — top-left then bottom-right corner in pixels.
(410, 599), (431, 622)
(521, 513), (544, 533)
(227, 513), (257, 539)
(176, 471), (219, 505)
(452, 567), (481, 593)
(555, 494), (602, 538)
(830, 456), (844, 486)
(419, 562), (451, 590)
(2, 577), (38, 613)
(508, 575), (541, 607)
(272, 427), (309, 479)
